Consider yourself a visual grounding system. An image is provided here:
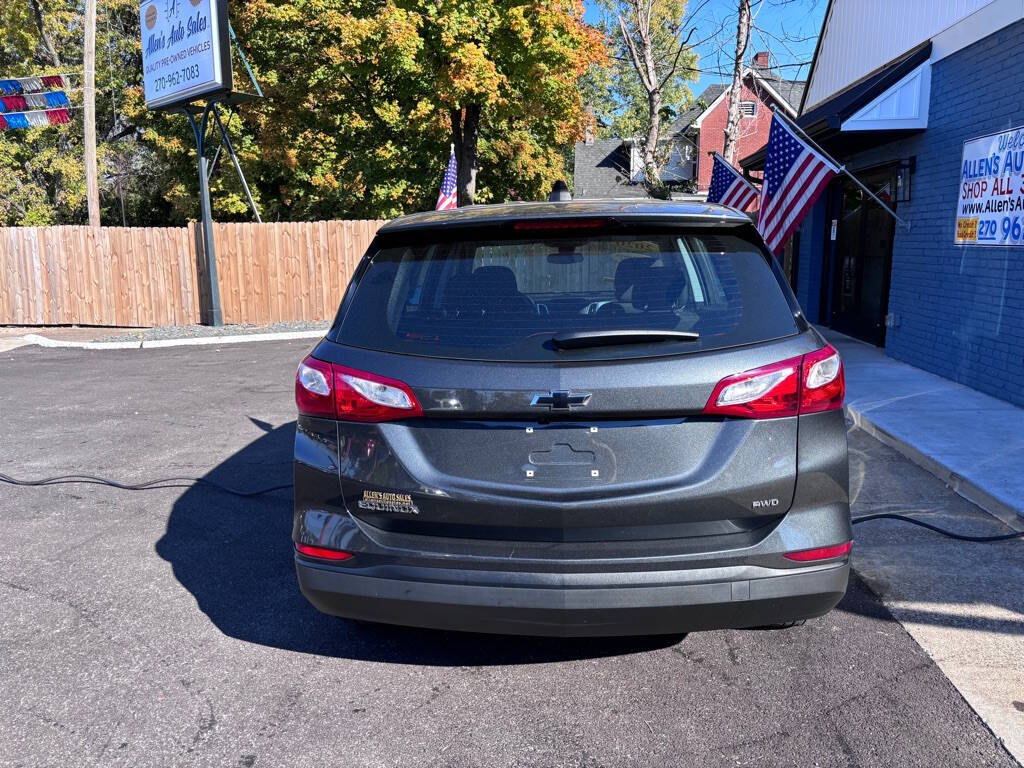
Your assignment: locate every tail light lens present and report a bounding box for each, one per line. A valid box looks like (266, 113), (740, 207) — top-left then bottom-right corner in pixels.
(703, 344), (844, 419)
(295, 355), (422, 422)
(703, 357), (801, 418)
(784, 541), (852, 561)
(800, 345), (845, 414)
(295, 358), (335, 418)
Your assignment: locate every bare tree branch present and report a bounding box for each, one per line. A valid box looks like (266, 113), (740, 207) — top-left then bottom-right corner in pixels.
(722, 0), (751, 165)
(28, 0), (62, 67)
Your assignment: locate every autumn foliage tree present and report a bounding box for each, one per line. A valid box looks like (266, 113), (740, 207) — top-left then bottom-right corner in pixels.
(239, 0), (604, 213)
(0, 0), (604, 224)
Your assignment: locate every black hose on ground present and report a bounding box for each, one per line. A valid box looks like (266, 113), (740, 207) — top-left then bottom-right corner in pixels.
(2, 472), (1022, 541)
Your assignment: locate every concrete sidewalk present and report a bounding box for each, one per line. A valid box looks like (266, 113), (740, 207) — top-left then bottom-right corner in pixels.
(823, 330), (1024, 761)
(823, 328), (1024, 526)
(847, 429), (1024, 764)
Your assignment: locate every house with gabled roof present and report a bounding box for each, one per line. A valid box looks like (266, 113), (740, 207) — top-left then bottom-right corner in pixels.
(573, 52), (804, 199)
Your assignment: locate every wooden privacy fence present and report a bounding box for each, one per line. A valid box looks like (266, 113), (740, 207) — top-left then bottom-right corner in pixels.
(0, 220), (386, 327)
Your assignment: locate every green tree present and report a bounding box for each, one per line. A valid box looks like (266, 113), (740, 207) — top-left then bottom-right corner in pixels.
(237, 0), (604, 213)
(1, 0), (604, 224)
(0, 0), (188, 225)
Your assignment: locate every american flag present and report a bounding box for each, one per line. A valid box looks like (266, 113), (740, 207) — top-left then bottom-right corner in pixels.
(435, 146), (458, 211)
(706, 153), (759, 211)
(757, 114), (839, 254)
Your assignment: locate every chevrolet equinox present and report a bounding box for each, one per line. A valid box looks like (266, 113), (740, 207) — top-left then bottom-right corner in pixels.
(292, 200), (851, 637)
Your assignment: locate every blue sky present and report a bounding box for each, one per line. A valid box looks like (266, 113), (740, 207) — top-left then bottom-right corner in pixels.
(583, 0), (828, 97)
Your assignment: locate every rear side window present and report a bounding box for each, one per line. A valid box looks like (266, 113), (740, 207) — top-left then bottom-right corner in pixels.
(336, 229), (798, 361)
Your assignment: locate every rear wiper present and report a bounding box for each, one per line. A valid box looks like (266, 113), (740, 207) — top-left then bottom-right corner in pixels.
(551, 329), (699, 350)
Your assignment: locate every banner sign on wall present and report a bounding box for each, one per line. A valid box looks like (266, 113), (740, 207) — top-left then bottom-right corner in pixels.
(955, 125), (1024, 246)
(139, 0), (232, 110)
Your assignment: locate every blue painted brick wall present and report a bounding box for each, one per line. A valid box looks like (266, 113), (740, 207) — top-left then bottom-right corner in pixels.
(837, 19), (1024, 407)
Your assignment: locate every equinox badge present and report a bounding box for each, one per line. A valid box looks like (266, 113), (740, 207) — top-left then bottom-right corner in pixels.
(530, 390), (591, 410)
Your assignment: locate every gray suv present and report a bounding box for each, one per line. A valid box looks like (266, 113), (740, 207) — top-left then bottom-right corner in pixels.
(292, 200), (850, 636)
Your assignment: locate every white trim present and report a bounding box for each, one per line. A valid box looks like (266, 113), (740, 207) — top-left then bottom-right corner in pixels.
(932, 0), (1024, 61)
(841, 61), (931, 131)
(691, 88), (728, 128)
(748, 69), (798, 117)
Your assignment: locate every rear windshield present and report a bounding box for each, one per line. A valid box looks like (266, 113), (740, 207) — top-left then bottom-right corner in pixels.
(336, 229), (799, 361)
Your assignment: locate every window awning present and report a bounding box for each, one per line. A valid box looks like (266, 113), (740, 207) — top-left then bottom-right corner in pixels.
(741, 41), (932, 172)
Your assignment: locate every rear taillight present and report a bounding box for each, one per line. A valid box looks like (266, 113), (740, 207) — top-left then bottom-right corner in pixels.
(800, 345), (845, 414)
(295, 357), (335, 418)
(295, 356), (422, 422)
(703, 344), (844, 419)
(295, 543), (354, 561)
(784, 541), (851, 561)
(703, 356), (801, 418)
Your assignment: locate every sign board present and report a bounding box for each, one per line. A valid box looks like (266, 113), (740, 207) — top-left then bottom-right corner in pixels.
(955, 125), (1024, 246)
(140, 0), (232, 110)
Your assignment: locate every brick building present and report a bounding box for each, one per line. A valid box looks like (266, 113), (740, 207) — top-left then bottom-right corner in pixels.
(671, 55), (805, 193)
(741, 0), (1024, 407)
(572, 53), (803, 200)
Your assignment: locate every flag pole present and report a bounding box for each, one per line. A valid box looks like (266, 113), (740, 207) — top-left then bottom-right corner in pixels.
(769, 106), (909, 230)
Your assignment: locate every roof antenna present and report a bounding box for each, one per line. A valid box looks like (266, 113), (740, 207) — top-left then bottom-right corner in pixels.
(548, 180), (571, 202)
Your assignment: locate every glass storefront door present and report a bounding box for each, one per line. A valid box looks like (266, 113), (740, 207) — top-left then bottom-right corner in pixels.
(829, 166), (896, 346)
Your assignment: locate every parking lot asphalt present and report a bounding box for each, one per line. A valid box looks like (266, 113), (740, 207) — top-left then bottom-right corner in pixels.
(0, 341), (1019, 768)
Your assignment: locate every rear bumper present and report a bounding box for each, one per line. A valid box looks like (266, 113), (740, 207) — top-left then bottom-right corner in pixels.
(295, 558), (849, 637)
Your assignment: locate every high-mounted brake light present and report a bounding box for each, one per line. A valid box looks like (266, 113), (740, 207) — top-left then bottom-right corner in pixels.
(513, 218), (607, 231)
(703, 344), (844, 419)
(295, 356), (422, 422)
(784, 541), (851, 562)
(295, 543), (354, 561)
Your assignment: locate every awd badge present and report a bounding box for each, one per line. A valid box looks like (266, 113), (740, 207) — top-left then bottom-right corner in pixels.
(358, 490), (420, 515)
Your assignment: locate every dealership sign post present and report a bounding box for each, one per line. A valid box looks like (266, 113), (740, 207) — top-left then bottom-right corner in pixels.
(955, 125), (1024, 246)
(139, 0), (260, 326)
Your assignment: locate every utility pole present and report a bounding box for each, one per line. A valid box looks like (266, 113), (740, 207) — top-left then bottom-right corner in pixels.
(83, 0), (100, 226)
(722, 0), (751, 165)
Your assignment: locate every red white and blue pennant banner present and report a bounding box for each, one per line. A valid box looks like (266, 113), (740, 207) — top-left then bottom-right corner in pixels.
(0, 75), (69, 95)
(0, 91), (70, 111)
(0, 77), (73, 130)
(0, 108), (71, 130)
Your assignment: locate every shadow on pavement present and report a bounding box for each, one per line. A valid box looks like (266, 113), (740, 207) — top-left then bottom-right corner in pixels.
(156, 420), (682, 665)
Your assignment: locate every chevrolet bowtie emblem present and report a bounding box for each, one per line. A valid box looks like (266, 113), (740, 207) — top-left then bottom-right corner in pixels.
(530, 390), (591, 410)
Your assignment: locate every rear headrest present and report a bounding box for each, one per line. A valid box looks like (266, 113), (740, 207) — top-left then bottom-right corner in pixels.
(443, 272), (476, 306)
(632, 267), (688, 311)
(613, 257), (655, 301)
(471, 266), (520, 296)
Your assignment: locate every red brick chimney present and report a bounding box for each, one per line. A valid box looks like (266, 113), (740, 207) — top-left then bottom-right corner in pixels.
(753, 51), (771, 69)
